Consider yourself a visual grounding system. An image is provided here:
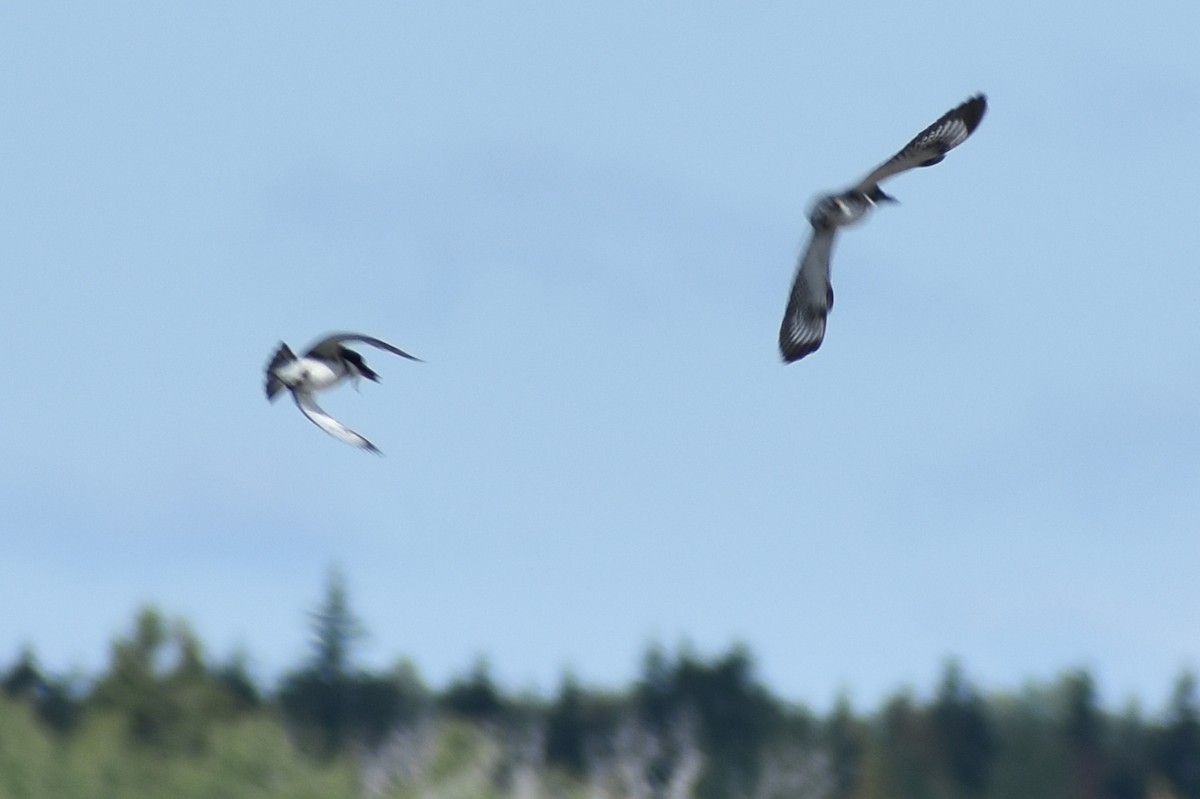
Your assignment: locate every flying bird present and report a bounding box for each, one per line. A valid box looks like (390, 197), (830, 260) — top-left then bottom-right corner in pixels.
(265, 332), (422, 454)
(779, 94), (987, 362)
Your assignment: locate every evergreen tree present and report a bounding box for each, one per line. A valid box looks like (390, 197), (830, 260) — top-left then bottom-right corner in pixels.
(1156, 671), (1200, 799)
(688, 645), (781, 796)
(89, 606), (240, 752)
(545, 672), (589, 774)
(309, 566), (364, 683)
(352, 669), (424, 749)
(279, 567), (364, 757)
(986, 685), (1072, 799)
(930, 660), (995, 795)
(631, 643), (783, 798)
(2, 646), (43, 699)
(440, 657), (506, 722)
(1105, 703), (1148, 799)
(2, 646), (81, 734)
(634, 642), (673, 730)
(1059, 669), (1105, 799)
(279, 568), (415, 757)
(211, 650), (261, 713)
(825, 693), (863, 799)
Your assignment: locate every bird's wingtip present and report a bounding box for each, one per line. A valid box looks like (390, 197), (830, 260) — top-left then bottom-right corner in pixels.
(963, 93), (988, 129)
(778, 336), (822, 364)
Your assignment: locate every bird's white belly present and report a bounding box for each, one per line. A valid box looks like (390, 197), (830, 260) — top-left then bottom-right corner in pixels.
(277, 358), (345, 392)
(810, 194), (873, 229)
(838, 205), (872, 226)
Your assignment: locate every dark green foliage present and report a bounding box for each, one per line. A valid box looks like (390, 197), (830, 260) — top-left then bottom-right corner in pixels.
(987, 687), (1072, 799)
(544, 673), (588, 774)
(440, 658), (507, 722)
(874, 691), (938, 799)
(212, 652), (261, 713)
(634, 643), (784, 798)
(278, 569), (423, 758)
(1059, 669), (1106, 799)
(6, 571), (1200, 799)
(280, 667), (420, 756)
(354, 670), (424, 746)
(29, 678), (81, 734)
(1156, 672), (1200, 799)
(2, 647), (42, 698)
(278, 669), (353, 756)
(307, 568), (362, 683)
(278, 567), (362, 756)
(1106, 705), (1149, 799)
(930, 660), (996, 794)
(545, 673), (624, 777)
(88, 606), (251, 752)
(1061, 669), (1103, 750)
(2, 646), (82, 734)
(825, 693), (864, 798)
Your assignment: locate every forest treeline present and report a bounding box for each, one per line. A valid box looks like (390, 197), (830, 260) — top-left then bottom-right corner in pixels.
(3, 571), (1198, 799)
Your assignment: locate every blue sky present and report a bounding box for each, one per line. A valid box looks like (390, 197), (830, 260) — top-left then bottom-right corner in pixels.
(2, 2), (1198, 711)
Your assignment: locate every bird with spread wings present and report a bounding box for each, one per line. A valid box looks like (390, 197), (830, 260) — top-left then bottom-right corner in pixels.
(779, 94), (987, 363)
(265, 332), (422, 454)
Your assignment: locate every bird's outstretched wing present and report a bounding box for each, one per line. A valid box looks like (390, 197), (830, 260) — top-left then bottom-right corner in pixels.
(779, 226), (837, 362)
(305, 332), (422, 362)
(293, 392), (382, 454)
(853, 94), (987, 191)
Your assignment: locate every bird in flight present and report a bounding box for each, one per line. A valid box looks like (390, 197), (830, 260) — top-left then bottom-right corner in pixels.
(779, 94), (987, 363)
(265, 332), (422, 454)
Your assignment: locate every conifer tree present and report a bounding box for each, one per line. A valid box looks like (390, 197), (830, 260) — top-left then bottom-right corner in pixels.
(930, 660), (995, 795)
(1157, 671), (1200, 799)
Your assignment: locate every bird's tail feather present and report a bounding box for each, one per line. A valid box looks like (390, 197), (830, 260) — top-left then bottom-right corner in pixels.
(265, 343), (297, 401)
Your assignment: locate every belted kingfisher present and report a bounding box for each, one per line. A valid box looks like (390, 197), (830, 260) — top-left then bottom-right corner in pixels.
(265, 332), (422, 453)
(779, 94), (987, 363)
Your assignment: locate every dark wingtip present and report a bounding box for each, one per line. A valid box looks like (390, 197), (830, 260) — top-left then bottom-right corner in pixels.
(779, 343), (820, 364)
(961, 93), (987, 134)
(778, 330), (824, 363)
